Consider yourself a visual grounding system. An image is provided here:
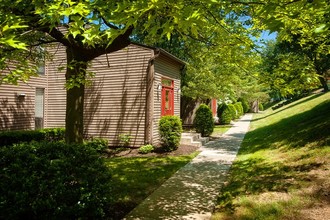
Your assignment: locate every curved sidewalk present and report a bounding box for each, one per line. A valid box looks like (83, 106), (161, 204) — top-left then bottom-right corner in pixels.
(125, 114), (253, 220)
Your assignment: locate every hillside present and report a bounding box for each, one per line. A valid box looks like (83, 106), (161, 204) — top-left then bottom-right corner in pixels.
(212, 92), (330, 220)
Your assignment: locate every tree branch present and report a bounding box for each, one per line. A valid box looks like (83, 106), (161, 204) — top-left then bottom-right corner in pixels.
(94, 9), (120, 30)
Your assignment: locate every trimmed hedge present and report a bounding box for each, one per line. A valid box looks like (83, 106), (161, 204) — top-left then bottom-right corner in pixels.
(227, 104), (237, 120)
(194, 104), (214, 137)
(220, 105), (232, 125)
(0, 141), (112, 219)
(0, 128), (65, 147)
(217, 103), (226, 119)
(159, 115), (183, 152)
(238, 97), (250, 113)
(234, 102), (244, 118)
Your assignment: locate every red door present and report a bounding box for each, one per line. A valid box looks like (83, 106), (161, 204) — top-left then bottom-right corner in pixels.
(211, 99), (217, 117)
(161, 79), (174, 116)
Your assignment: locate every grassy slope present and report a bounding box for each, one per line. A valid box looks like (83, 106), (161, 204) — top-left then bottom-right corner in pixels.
(212, 92), (330, 220)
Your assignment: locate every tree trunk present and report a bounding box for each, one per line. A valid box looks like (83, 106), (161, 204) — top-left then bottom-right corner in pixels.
(319, 75), (329, 92)
(65, 47), (88, 144)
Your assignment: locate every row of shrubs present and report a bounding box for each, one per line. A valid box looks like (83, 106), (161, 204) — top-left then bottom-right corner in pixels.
(191, 99), (250, 138)
(0, 139), (112, 219)
(0, 128), (65, 147)
(0, 120), (184, 218)
(217, 102), (244, 125)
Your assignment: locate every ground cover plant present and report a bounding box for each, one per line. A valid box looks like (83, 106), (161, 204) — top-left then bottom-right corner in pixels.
(212, 92), (330, 220)
(106, 152), (199, 219)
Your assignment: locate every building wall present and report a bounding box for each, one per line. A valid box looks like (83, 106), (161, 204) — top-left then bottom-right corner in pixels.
(84, 45), (152, 147)
(44, 44), (153, 147)
(181, 98), (217, 126)
(181, 96), (202, 126)
(0, 44), (183, 148)
(0, 66), (48, 131)
(152, 54), (182, 146)
(46, 44), (67, 128)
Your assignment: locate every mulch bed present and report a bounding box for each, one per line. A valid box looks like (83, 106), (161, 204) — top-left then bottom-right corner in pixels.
(105, 144), (200, 158)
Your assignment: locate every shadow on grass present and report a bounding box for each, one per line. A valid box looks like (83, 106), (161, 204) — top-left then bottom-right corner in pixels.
(241, 99), (330, 155)
(106, 155), (195, 219)
(215, 156), (324, 213)
(253, 93), (325, 122)
(215, 96), (330, 217)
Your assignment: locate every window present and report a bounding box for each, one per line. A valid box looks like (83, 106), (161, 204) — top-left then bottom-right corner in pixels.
(36, 46), (45, 75)
(35, 88), (44, 129)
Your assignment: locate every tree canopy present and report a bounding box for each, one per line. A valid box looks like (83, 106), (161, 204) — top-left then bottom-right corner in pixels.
(1, 0), (329, 143)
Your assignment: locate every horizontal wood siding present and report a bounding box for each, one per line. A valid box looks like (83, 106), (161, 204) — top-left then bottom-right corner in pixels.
(1, 44), (182, 149)
(45, 44), (152, 147)
(153, 54), (182, 146)
(46, 44), (67, 128)
(84, 45), (152, 147)
(0, 66), (48, 131)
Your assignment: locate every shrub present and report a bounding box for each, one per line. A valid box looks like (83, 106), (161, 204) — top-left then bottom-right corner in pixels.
(233, 103), (240, 119)
(40, 128), (65, 142)
(259, 102), (264, 111)
(84, 137), (109, 153)
(234, 102), (244, 117)
(0, 141), (112, 219)
(159, 115), (183, 152)
(0, 128), (65, 147)
(217, 102), (226, 119)
(220, 106), (232, 125)
(138, 144), (154, 154)
(194, 104), (214, 137)
(118, 133), (132, 147)
(238, 97), (250, 113)
(227, 104), (237, 120)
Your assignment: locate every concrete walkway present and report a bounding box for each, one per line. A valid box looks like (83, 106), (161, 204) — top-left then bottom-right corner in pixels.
(125, 114), (253, 220)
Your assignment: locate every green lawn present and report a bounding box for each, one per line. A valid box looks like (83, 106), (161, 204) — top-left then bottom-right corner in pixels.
(106, 152), (199, 219)
(212, 92), (330, 220)
(212, 124), (232, 138)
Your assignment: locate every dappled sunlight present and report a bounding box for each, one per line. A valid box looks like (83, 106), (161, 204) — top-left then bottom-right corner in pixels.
(125, 159), (231, 219)
(106, 154), (197, 219)
(213, 93), (330, 220)
(125, 114), (253, 219)
(239, 96), (330, 155)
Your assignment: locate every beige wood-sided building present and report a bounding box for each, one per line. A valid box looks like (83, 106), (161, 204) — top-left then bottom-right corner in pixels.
(0, 43), (184, 147)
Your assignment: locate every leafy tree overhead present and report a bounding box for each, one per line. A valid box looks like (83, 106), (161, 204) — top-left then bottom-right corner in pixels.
(250, 0), (330, 92)
(1, 0), (329, 143)
(260, 40), (320, 98)
(0, 0), (250, 143)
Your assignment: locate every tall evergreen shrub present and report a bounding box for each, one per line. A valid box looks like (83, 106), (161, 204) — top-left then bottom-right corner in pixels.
(220, 106), (232, 125)
(159, 115), (183, 151)
(238, 97), (250, 113)
(234, 102), (244, 117)
(227, 104), (237, 120)
(217, 103), (226, 119)
(194, 104), (214, 137)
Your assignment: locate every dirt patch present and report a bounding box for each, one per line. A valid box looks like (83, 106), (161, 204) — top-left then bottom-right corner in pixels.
(105, 144), (200, 158)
